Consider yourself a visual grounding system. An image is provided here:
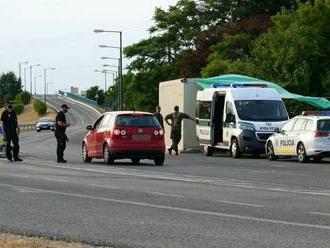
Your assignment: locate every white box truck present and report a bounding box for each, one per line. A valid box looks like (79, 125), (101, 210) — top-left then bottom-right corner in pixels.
(159, 78), (201, 152)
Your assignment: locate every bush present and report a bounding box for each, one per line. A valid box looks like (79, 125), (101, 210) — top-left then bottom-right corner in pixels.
(13, 103), (24, 115)
(15, 91), (31, 105)
(33, 100), (47, 116)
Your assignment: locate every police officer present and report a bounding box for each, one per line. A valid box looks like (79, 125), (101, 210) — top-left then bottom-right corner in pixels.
(0, 104), (22, 162)
(154, 106), (164, 129)
(165, 106), (195, 156)
(55, 104), (71, 163)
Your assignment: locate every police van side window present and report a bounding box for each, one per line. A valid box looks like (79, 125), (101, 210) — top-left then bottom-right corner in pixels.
(293, 118), (307, 131)
(282, 119), (296, 132)
(226, 102), (234, 115)
(197, 101), (211, 119)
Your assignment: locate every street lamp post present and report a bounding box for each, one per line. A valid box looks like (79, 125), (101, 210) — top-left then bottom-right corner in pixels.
(34, 75), (42, 96)
(23, 67), (29, 91)
(18, 61), (28, 82)
(44, 67), (56, 103)
(30, 64), (41, 95)
(94, 29), (123, 110)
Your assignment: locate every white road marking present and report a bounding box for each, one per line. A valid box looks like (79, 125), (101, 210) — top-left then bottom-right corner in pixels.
(31, 163), (330, 197)
(214, 200), (264, 208)
(0, 182), (329, 231)
(309, 211), (330, 217)
(88, 184), (121, 190)
(0, 173), (69, 183)
(145, 191), (183, 198)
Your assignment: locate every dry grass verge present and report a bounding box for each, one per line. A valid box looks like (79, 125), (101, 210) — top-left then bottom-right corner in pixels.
(0, 234), (94, 248)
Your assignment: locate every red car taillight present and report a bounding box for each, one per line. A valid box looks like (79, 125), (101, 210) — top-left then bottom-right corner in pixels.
(314, 131), (329, 137)
(153, 129), (164, 136)
(113, 129), (127, 136)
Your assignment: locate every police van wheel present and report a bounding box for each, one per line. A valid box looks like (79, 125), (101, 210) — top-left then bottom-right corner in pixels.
(297, 143), (308, 163)
(103, 145), (114, 165)
(82, 143), (92, 163)
(266, 142), (277, 161)
(203, 146), (214, 157)
(231, 138), (241, 159)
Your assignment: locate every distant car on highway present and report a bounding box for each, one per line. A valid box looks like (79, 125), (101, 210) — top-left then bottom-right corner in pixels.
(36, 117), (55, 132)
(82, 111), (165, 165)
(266, 111), (330, 162)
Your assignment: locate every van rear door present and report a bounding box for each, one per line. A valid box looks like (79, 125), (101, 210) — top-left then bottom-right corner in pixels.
(210, 92), (226, 146)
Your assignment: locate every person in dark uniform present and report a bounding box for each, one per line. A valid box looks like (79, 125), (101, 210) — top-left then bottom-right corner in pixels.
(1, 104), (22, 162)
(55, 104), (71, 163)
(165, 106), (195, 156)
(154, 106), (164, 129)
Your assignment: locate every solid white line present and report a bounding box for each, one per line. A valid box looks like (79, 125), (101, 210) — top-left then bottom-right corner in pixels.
(88, 184), (121, 190)
(1, 182), (329, 231)
(309, 211), (330, 217)
(145, 191), (183, 198)
(214, 200), (264, 208)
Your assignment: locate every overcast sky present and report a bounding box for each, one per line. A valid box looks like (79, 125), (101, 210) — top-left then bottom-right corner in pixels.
(0, 0), (177, 94)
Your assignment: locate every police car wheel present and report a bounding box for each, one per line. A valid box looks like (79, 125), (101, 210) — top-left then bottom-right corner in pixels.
(103, 145), (114, 165)
(131, 158), (140, 165)
(266, 142), (277, 161)
(297, 143), (308, 163)
(82, 143), (92, 163)
(231, 139), (241, 159)
(203, 146), (214, 157)
(313, 156), (323, 162)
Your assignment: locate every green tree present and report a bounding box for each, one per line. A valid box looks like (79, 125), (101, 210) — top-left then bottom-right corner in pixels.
(86, 86), (105, 105)
(33, 100), (47, 116)
(15, 91), (31, 105)
(250, 0), (330, 96)
(0, 72), (22, 106)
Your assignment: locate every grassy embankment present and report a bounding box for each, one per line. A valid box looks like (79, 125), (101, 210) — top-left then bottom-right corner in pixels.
(0, 234), (95, 248)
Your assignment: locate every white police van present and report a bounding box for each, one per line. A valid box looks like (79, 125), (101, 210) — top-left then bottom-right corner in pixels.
(196, 84), (289, 158)
(266, 111), (330, 163)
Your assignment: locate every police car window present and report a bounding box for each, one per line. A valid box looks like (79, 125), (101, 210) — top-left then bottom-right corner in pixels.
(293, 118), (307, 131)
(197, 101), (211, 119)
(304, 119), (314, 131)
(281, 119), (296, 131)
(317, 120), (330, 130)
(93, 116), (104, 129)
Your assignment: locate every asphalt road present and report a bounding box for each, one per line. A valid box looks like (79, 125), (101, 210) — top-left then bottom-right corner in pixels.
(1, 95), (330, 247)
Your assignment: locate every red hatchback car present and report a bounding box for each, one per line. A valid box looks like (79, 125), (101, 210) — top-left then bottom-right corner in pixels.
(82, 111), (165, 165)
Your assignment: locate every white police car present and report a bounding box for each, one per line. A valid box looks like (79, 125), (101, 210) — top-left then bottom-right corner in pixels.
(266, 111), (330, 163)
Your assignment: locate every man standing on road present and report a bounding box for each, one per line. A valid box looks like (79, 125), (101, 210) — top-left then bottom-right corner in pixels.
(55, 104), (71, 163)
(154, 106), (164, 129)
(165, 106), (195, 156)
(1, 104), (22, 162)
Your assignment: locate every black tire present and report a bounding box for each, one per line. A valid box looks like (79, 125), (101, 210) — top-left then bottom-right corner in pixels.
(154, 156), (165, 166)
(266, 142), (277, 161)
(297, 143), (308, 163)
(103, 145), (114, 165)
(131, 158), (140, 165)
(36, 130), (41, 132)
(203, 145), (214, 157)
(231, 138), (241, 159)
(82, 143), (92, 163)
(313, 156), (323, 162)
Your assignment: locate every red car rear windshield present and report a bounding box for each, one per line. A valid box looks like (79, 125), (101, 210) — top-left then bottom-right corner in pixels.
(116, 115), (160, 127)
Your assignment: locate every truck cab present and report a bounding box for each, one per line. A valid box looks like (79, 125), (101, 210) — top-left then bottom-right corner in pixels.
(196, 84), (289, 158)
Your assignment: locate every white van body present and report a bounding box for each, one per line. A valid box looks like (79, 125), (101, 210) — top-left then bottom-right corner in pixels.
(196, 85), (289, 157)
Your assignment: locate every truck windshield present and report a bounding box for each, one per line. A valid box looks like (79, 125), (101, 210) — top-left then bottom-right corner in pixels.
(235, 100), (288, 121)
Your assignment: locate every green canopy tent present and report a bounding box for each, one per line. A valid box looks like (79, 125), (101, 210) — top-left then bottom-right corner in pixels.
(196, 74), (330, 110)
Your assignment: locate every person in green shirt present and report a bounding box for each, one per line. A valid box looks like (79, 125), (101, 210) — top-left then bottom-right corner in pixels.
(165, 106), (195, 156)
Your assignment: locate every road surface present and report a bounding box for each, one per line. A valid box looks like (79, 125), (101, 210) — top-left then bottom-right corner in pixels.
(1, 95), (330, 247)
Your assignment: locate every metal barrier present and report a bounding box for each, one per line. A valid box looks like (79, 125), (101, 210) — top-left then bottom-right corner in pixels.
(19, 123), (36, 131)
(58, 91), (97, 107)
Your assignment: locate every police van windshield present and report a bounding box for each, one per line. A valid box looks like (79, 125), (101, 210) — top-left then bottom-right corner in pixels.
(235, 100), (288, 121)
